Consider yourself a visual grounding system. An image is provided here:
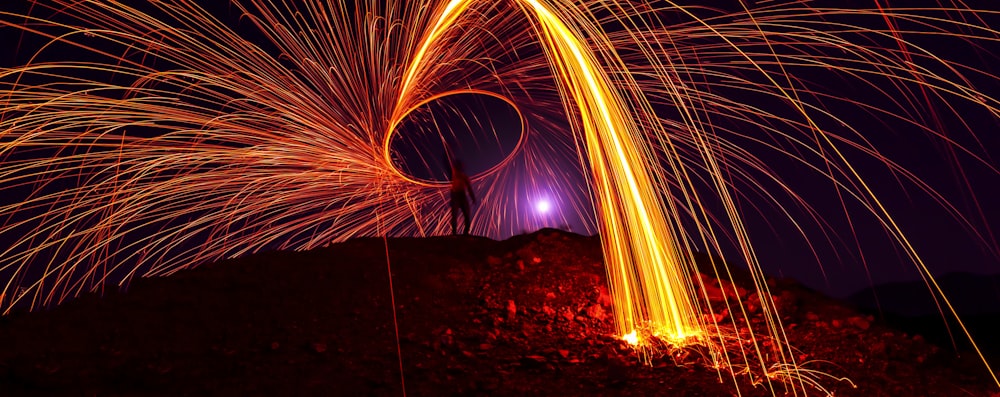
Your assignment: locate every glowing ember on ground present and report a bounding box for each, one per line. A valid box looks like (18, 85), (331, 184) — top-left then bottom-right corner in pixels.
(622, 330), (639, 346)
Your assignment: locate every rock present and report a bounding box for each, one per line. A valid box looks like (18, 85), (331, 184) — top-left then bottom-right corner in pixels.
(805, 312), (819, 321)
(531, 257), (542, 264)
(312, 342), (327, 353)
(586, 304), (605, 320)
(831, 319), (842, 328)
(847, 316), (870, 330)
(709, 308), (729, 323)
(546, 292), (556, 300)
(440, 328), (455, 346)
(507, 300), (517, 321)
(746, 292), (761, 313)
(270, 341), (280, 350)
(718, 279), (746, 300)
(542, 305), (556, 316)
(521, 355), (547, 368)
(598, 286), (613, 307)
(558, 349), (570, 358)
(703, 283), (725, 302)
(487, 256), (502, 266)
(561, 308), (575, 322)
(871, 341), (887, 355)
(697, 272), (712, 284)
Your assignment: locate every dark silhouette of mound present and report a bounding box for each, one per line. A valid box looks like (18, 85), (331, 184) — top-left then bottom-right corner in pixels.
(847, 272), (1000, 368)
(848, 272), (1000, 317)
(0, 229), (996, 396)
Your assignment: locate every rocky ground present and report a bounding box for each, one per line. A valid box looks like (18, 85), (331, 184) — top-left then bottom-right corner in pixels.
(0, 229), (997, 396)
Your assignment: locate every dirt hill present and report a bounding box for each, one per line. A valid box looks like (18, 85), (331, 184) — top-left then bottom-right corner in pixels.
(0, 229), (996, 396)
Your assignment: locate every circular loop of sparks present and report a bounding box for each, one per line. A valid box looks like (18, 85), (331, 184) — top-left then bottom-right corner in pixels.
(382, 88), (528, 187)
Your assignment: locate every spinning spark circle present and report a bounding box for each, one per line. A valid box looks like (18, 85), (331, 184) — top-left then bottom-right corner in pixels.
(2, 1), (1000, 394)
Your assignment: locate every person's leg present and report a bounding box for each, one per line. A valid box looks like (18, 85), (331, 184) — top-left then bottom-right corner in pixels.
(460, 200), (471, 235)
(450, 201), (458, 235)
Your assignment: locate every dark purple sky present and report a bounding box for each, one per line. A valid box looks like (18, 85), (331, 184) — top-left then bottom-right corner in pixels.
(2, 1), (1000, 299)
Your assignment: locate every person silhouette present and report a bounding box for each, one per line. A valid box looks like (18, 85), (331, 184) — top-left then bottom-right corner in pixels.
(448, 159), (476, 235)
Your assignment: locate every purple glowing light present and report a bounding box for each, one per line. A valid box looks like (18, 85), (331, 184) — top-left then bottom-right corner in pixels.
(535, 199), (551, 214)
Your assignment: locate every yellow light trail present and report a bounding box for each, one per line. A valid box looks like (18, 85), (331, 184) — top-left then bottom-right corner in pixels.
(398, 0), (702, 343)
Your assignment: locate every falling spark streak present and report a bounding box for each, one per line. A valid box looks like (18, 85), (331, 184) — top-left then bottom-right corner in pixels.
(520, 0), (704, 341)
(3, 0), (1000, 394)
(399, 0), (703, 349)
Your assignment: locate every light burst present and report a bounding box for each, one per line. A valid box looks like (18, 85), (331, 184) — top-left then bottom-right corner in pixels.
(2, 0), (1000, 394)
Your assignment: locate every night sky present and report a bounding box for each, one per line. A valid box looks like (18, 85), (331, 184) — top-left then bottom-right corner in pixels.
(3, 1), (1000, 300)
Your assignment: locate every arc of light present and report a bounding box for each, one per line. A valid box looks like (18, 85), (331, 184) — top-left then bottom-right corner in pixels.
(394, 0), (702, 341)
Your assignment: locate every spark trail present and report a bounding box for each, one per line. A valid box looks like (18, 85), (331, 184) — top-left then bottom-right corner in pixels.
(2, 1), (1000, 394)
